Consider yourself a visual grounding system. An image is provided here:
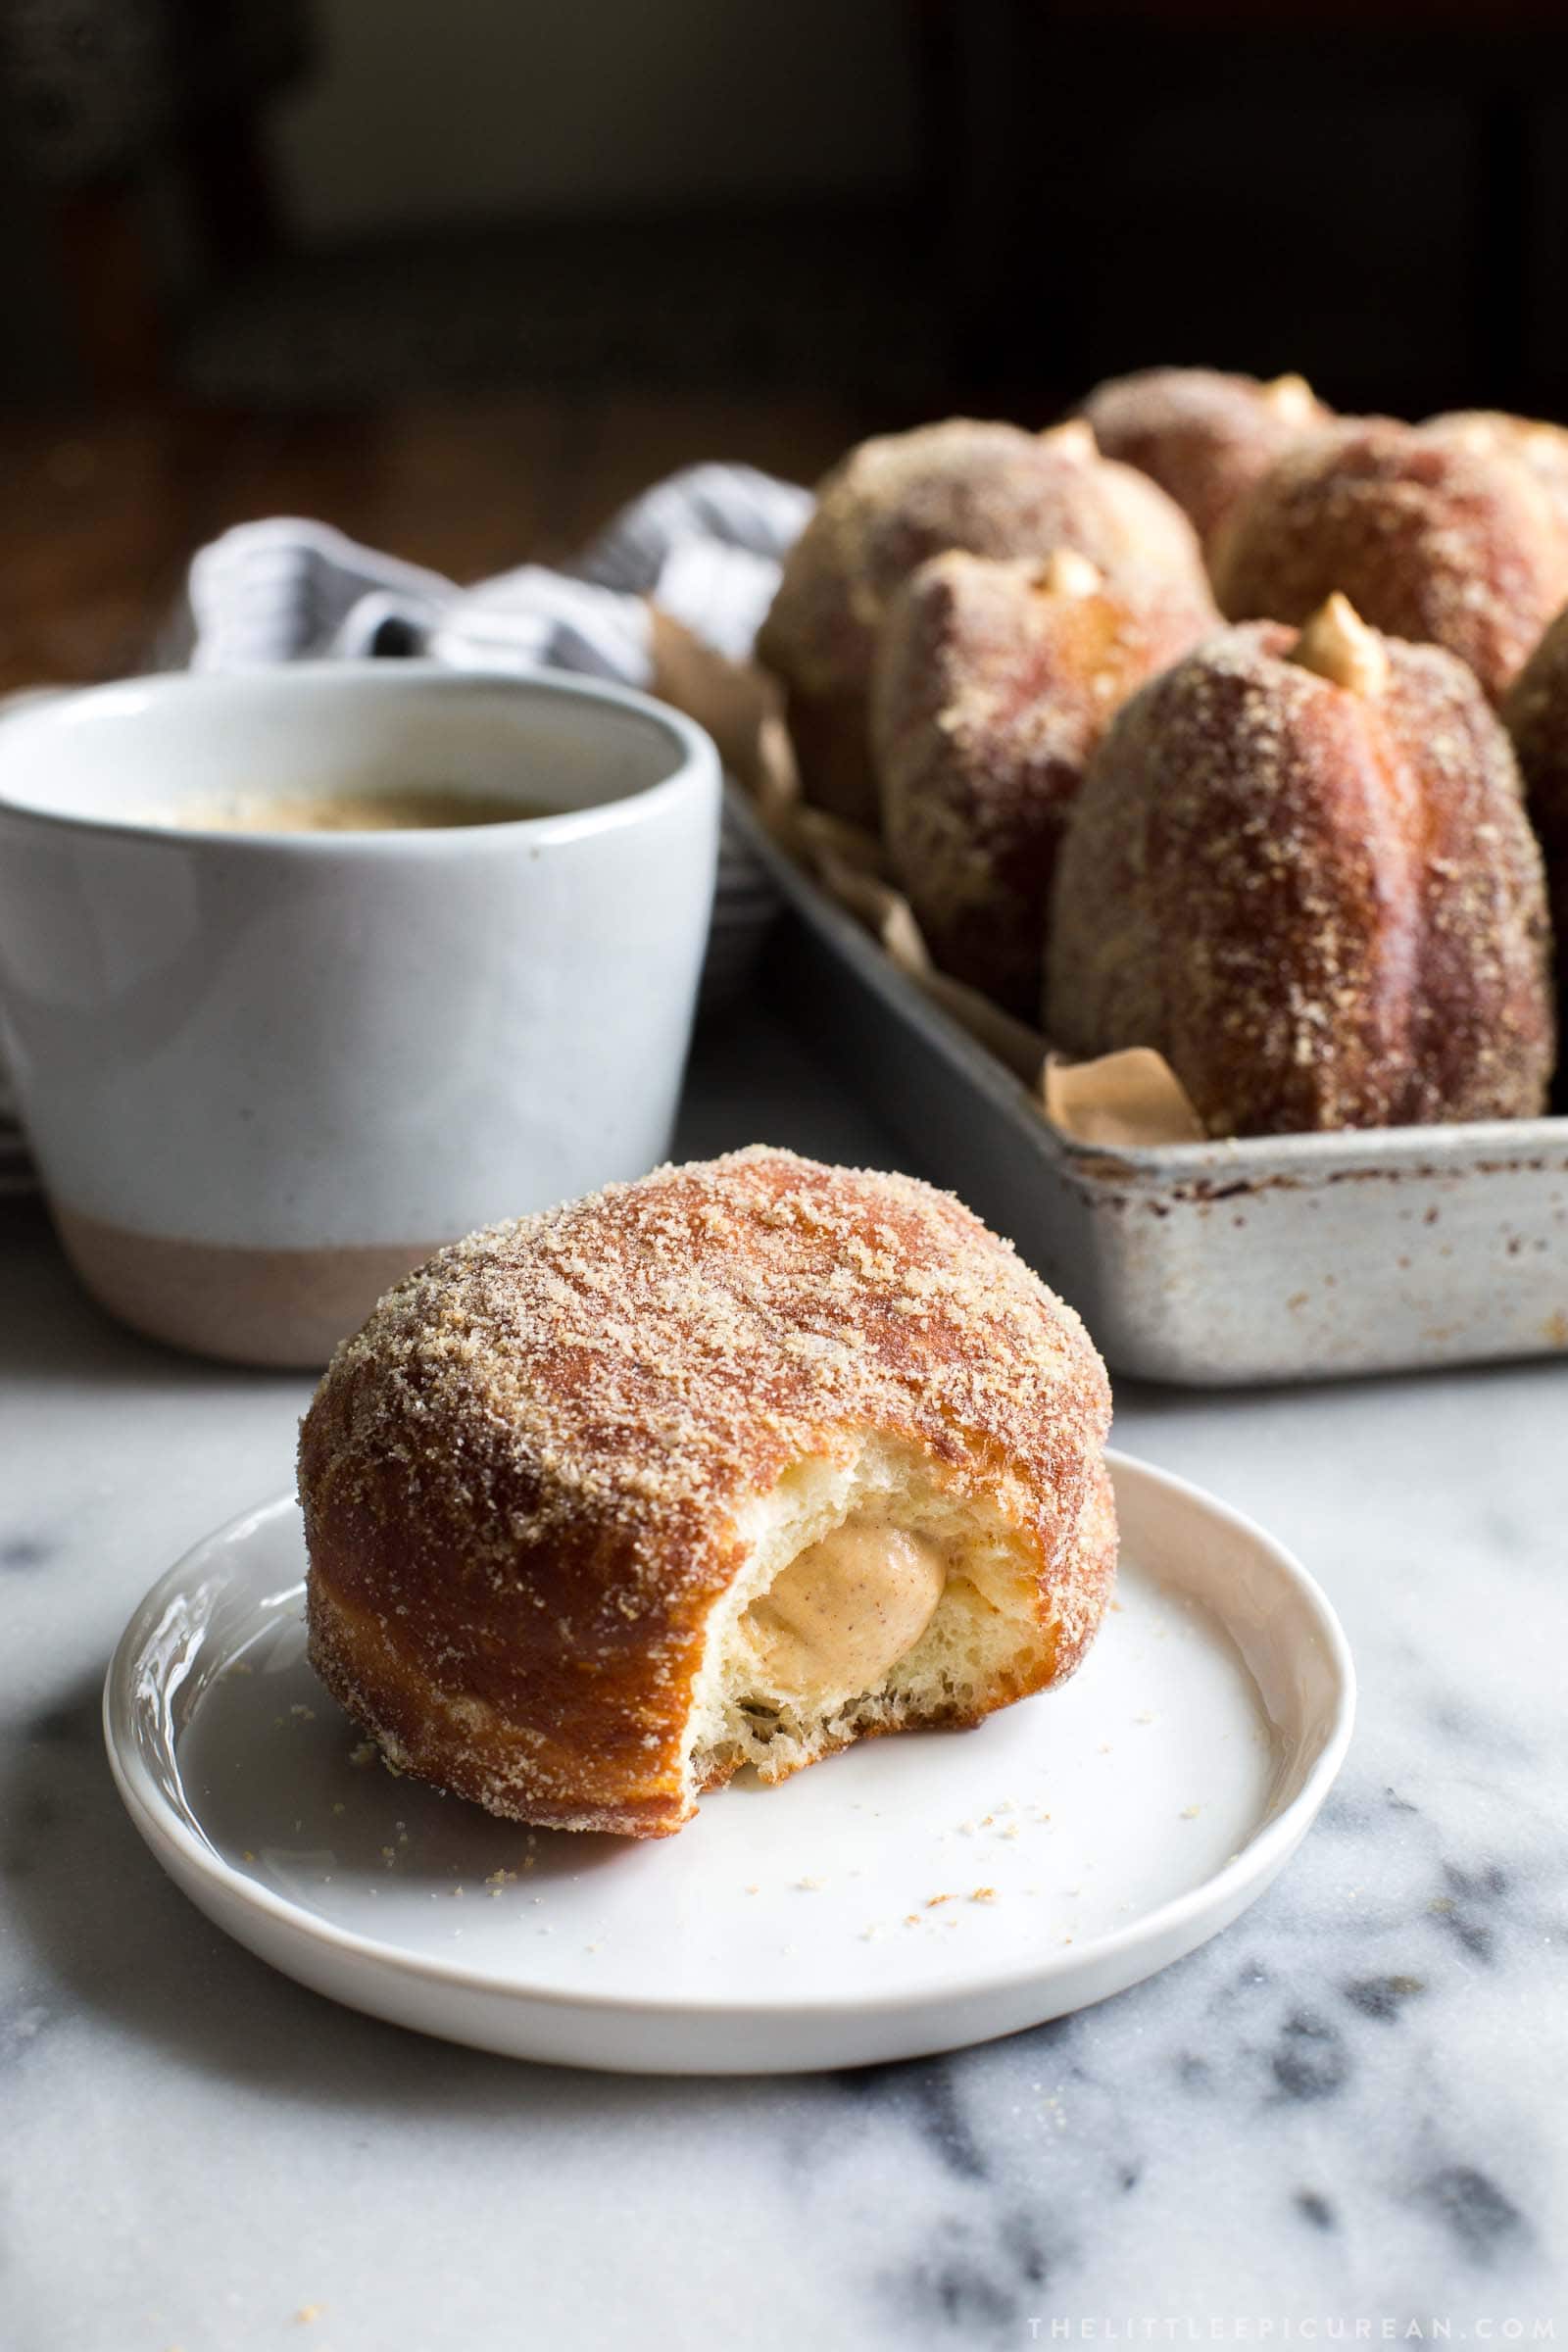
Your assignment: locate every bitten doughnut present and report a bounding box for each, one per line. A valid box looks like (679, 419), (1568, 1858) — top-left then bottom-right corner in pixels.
(1046, 599), (1554, 1135)
(1079, 367), (1333, 554)
(871, 547), (1214, 1015)
(1212, 416), (1568, 705)
(757, 416), (1213, 826)
(300, 1148), (1116, 1838)
(1503, 600), (1568, 1015)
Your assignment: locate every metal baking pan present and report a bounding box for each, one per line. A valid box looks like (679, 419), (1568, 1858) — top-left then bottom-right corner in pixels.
(727, 788), (1568, 1387)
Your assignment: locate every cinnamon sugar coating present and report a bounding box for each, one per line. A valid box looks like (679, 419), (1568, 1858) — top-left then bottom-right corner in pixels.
(757, 417), (1212, 826)
(1503, 600), (1568, 1022)
(1212, 417), (1568, 706)
(1080, 367), (1333, 553)
(872, 550), (1215, 1015)
(301, 1149), (1114, 1838)
(1046, 618), (1554, 1136)
(1423, 410), (1568, 534)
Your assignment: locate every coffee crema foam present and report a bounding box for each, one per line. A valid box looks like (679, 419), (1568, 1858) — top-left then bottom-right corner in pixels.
(169, 786), (563, 834)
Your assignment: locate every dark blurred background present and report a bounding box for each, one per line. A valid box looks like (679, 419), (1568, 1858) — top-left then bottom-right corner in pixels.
(3, 0), (1567, 690)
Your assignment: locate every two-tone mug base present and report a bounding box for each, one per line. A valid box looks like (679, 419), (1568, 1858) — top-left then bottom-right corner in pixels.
(54, 1208), (441, 1369)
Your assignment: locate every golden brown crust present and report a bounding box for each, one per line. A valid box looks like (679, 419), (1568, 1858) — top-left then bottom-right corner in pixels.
(757, 417), (1213, 826)
(1079, 367), (1333, 553)
(300, 1149), (1115, 1838)
(1503, 600), (1568, 1021)
(1045, 616), (1555, 1136)
(1212, 417), (1568, 706)
(871, 550), (1216, 1015)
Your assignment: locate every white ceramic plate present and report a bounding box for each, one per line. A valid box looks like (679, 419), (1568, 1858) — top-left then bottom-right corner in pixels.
(104, 1452), (1353, 2075)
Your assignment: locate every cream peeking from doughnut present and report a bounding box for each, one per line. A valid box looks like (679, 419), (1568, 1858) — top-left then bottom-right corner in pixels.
(738, 1522), (948, 1707)
(299, 1148), (1116, 1838)
(756, 416), (1213, 827)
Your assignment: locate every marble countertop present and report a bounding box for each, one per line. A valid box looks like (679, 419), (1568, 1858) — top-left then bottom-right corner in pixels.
(3, 999), (1565, 2350)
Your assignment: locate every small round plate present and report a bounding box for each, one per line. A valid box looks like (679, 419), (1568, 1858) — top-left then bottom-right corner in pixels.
(104, 1452), (1353, 2075)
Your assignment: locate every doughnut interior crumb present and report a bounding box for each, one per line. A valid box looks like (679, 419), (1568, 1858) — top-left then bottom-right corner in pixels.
(686, 1435), (1052, 1795)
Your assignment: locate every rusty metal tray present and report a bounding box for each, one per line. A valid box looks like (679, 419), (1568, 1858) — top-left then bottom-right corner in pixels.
(730, 789), (1568, 1386)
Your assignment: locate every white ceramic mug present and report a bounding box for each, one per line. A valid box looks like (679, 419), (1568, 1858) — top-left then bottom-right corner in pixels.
(0, 662), (720, 1365)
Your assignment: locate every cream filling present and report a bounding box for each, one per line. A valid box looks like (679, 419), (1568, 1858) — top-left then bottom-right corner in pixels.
(737, 1519), (947, 1709)
(1040, 418), (1097, 464)
(1037, 547), (1102, 601)
(1290, 592), (1389, 697)
(683, 1439), (1053, 1795)
(1260, 370), (1319, 425)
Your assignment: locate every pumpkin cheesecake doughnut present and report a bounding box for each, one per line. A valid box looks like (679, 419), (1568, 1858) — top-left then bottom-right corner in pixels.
(1046, 599), (1554, 1135)
(1423, 409), (1568, 535)
(1212, 416), (1568, 705)
(1079, 366), (1333, 555)
(757, 416), (1213, 826)
(300, 1148), (1116, 1838)
(872, 546), (1213, 1015)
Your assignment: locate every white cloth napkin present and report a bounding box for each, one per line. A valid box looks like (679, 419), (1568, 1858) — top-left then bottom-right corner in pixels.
(174, 462), (811, 677)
